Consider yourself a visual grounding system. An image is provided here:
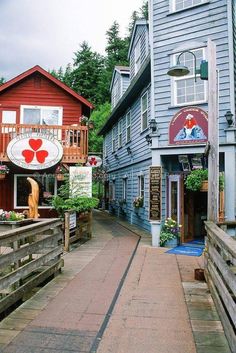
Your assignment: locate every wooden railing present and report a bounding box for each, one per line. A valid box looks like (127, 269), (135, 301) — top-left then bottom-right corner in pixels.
(205, 221), (236, 353)
(0, 218), (63, 315)
(0, 123), (88, 163)
(64, 211), (92, 251)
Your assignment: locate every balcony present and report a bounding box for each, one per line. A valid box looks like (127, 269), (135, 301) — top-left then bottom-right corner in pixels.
(0, 123), (88, 164)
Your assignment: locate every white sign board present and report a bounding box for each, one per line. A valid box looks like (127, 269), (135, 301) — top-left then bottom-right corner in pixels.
(69, 212), (77, 230)
(69, 166), (92, 197)
(7, 132), (63, 170)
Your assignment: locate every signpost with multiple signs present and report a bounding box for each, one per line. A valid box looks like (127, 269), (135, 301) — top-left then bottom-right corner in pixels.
(149, 166), (162, 221)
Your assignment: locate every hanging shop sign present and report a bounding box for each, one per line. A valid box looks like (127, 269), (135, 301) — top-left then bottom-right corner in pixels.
(7, 132), (63, 170)
(149, 166), (162, 221)
(69, 166), (92, 197)
(86, 155), (102, 167)
(169, 107), (208, 145)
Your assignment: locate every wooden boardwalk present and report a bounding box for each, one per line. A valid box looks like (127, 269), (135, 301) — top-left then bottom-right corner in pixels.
(0, 211), (232, 353)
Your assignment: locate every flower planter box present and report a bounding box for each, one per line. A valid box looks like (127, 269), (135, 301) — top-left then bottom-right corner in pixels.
(164, 237), (179, 248)
(0, 219), (33, 233)
(200, 180), (208, 192)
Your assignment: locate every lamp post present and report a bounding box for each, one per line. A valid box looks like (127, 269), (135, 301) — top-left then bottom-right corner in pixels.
(167, 39), (219, 222)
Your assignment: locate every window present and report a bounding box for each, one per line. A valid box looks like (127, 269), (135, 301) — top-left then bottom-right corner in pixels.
(134, 38), (141, 74)
(172, 48), (206, 105)
(173, 0), (205, 11)
(126, 111), (131, 142)
(112, 127), (116, 152)
(112, 78), (120, 107)
(118, 120), (123, 148)
(109, 180), (116, 201)
(14, 174), (57, 208)
(141, 92), (148, 131)
(20, 105), (62, 126)
(123, 178), (127, 201)
(2, 111), (16, 124)
(138, 175), (145, 199)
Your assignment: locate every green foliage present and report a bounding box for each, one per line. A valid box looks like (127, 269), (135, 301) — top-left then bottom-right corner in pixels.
(185, 169), (224, 192)
(160, 218), (181, 247)
(185, 169), (208, 192)
(0, 77), (5, 86)
(89, 102), (111, 153)
(51, 174), (99, 216)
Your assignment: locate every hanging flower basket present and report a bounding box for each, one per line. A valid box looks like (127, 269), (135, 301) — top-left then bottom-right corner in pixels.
(0, 164), (9, 180)
(55, 165), (67, 181)
(200, 180), (208, 192)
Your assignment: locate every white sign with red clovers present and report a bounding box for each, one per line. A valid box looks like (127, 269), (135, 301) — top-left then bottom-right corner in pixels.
(7, 133), (63, 170)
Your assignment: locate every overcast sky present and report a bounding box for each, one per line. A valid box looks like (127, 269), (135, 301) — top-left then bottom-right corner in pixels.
(0, 0), (144, 80)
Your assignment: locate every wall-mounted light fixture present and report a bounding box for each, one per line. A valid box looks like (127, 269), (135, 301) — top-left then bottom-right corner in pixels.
(167, 50), (208, 82)
(126, 146), (132, 155)
(145, 134), (152, 145)
(149, 118), (158, 133)
(225, 110), (234, 127)
(114, 153), (119, 160)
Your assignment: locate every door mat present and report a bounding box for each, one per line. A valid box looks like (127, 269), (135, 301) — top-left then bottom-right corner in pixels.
(166, 245), (204, 256)
(184, 240), (205, 248)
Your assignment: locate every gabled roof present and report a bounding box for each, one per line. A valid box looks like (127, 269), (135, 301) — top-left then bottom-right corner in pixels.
(110, 66), (130, 92)
(128, 19), (148, 59)
(0, 65), (94, 109)
(99, 56), (150, 136)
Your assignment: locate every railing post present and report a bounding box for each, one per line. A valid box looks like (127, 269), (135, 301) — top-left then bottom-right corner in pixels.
(64, 212), (70, 252)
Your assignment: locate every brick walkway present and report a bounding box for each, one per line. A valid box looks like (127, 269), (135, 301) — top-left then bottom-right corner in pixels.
(0, 211), (231, 353)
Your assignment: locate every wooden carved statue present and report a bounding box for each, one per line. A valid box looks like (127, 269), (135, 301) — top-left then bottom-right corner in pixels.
(27, 177), (40, 219)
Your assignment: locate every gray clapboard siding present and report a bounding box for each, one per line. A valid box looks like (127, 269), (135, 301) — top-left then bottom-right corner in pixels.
(130, 24), (149, 81)
(152, 2), (230, 144)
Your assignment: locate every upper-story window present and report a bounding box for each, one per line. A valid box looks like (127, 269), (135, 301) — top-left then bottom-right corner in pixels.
(173, 0), (205, 11)
(134, 38), (141, 75)
(112, 78), (120, 107)
(138, 175), (144, 199)
(20, 105), (62, 125)
(172, 48), (207, 106)
(123, 178), (127, 201)
(126, 111), (131, 143)
(118, 120), (123, 148)
(141, 92), (148, 131)
(112, 127), (116, 152)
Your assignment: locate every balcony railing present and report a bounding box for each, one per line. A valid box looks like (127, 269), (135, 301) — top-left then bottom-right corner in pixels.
(0, 123), (88, 164)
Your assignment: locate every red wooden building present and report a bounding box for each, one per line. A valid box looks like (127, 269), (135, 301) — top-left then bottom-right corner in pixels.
(0, 65), (93, 217)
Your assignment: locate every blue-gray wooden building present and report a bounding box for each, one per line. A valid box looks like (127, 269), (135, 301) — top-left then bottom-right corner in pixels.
(99, 0), (236, 244)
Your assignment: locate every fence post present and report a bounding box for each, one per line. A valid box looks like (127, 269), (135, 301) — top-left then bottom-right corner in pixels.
(64, 212), (70, 252)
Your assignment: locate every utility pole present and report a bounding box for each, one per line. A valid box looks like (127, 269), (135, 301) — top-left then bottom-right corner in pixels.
(207, 39), (219, 222)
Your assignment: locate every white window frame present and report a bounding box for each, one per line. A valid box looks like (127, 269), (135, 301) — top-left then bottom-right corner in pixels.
(118, 119), (123, 148)
(126, 111), (131, 143)
(134, 37), (141, 75)
(123, 178), (127, 201)
(112, 127), (116, 152)
(171, 0), (205, 12)
(171, 48), (207, 106)
(112, 78), (119, 107)
(112, 180), (116, 200)
(20, 105), (63, 126)
(141, 91), (148, 131)
(14, 174), (57, 209)
(138, 175), (145, 199)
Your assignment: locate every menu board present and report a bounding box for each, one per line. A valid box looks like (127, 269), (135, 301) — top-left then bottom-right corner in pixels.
(149, 166), (162, 221)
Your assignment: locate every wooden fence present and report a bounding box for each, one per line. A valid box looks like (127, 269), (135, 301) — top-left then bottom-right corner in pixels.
(64, 211), (92, 251)
(205, 221), (236, 353)
(0, 218), (63, 316)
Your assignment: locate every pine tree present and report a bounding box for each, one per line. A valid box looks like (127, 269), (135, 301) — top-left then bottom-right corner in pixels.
(0, 77), (5, 85)
(140, 1), (148, 20)
(71, 41), (106, 105)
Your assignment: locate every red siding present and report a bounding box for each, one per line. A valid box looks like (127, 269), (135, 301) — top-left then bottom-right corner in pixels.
(0, 73), (83, 125)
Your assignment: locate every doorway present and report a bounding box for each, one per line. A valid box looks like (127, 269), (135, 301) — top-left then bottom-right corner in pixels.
(167, 174), (207, 244)
(184, 189), (207, 242)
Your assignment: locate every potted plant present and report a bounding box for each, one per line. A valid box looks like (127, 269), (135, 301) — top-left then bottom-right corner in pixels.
(80, 115), (89, 126)
(185, 169), (224, 192)
(0, 164), (9, 180)
(133, 196), (143, 208)
(160, 217), (182, 247)
(55, 165), (67, 181)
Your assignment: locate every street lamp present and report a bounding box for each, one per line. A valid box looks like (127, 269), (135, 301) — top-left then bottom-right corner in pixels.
(167, 39), (219, 222)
